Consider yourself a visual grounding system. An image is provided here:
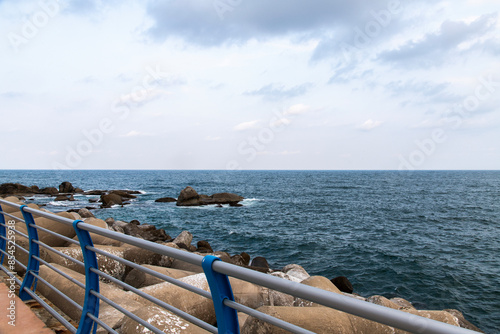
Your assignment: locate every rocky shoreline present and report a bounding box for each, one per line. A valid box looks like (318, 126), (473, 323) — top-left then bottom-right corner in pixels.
(0, 183), (484, 333)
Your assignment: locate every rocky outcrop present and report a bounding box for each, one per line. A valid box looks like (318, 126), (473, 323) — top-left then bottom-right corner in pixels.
(100, 193), (123, 208)
(59, 181), (76, 193)
(175, 186), (244, 207)
(0, 183), (35, 195)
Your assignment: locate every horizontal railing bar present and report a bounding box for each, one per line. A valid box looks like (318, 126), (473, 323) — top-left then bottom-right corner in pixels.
(29, 223), (80, 245)
(87, 245), (212, 299)
(0, 235), (29, 254)
(0, 248), (28, 270)
(22, 205), (75, 226)
(89, 267), (217, 333)
(33, 240), (85, 267)
(79, 223), (203, 266)
(0, 211), (25, 223)
(86, 312), (119, 334)
(34, 256), (86, 289)
(0, 264), (23, 285)
(90, 290), (174, 334)
(224, 299), (315, 334)
(29, 271), (83, 311)
(213, 261), (479, 334)
(21, 287), (77, 333)
(0, 199), (23, 209)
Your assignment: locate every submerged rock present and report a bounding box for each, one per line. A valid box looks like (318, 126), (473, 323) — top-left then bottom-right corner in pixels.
(155, 197), (177, 203)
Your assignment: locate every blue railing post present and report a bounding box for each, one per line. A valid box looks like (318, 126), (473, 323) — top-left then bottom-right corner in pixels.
(0, 206), (6, 264)
(202, 255), (240, 334)
(73, 220), (100, 334)
(19, 205), (41, 301)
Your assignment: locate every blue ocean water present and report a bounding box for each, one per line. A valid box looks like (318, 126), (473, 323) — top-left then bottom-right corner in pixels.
(1, 170), (499, 333)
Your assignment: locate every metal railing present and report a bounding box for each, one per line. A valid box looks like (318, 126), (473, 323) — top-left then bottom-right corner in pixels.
(0, 198), (480, 334)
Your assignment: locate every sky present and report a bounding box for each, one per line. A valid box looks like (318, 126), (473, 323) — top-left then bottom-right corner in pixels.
(0, 0), (499, 170)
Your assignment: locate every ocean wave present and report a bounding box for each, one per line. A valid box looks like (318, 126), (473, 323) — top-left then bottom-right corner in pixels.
(47, 201), (72, 206)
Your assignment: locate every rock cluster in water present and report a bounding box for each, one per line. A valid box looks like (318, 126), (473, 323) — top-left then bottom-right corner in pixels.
(0, 182), (245, 209)
(0, 193), (483, 333)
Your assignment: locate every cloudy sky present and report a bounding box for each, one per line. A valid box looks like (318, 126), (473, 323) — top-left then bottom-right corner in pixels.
(1, 0), (499, 170)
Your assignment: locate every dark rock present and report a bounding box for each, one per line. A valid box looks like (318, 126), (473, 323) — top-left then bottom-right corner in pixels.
(85, 190), (106, 195)
(155, 197), (177, 203)
(230, 254), (248, 266)
(176, 186), (200, 206)
(130, 220), (141, 225)
(211, 192), (244, 204)
(59, 181), (76, 193)
(109, 190), (137, 199)
(122, 222), (170, 242)
(331, 276), (353, 293)
(74, 188), (84, 193)
(30, 185), (40, 193)
(89, 198), (99, 203)
(0, 183), (35, 195)
(41, 187), (59, 195)
(100, 193), (123, 208)
(137, 224), (156, 232)
(215, 204), (223, 208)
(105, 217), (115, 225)
(240, 252), (251, 266)
(196, 240), (213, 253)
(142, 229), (170, 243)
(229, 202), (243, 207)
(122, 223), (142, 237)
(250, 256), (270, 270)
(176, 186), (244, 207)
(54, 194), (75, 201)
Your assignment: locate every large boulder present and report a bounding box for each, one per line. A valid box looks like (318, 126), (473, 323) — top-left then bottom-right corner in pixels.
(242, 306), (354, 334)
(205, 192), (244, 205)
(101, 193), (123, 208)
(176, 187), (201, 206)
(118, 305), (210, 334)
(58, 181), (75, 193)
(0, 183), (35, 195)
(176, 187), (244, 206)
(124, 265), (197, 289)
(109, 190), (137, 199)
(40, 187), (59, 195)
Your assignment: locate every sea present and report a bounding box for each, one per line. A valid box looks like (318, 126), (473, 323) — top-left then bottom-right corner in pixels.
(0, 170), (498, 333)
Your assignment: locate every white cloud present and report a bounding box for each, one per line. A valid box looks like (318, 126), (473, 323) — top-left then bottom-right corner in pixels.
(233, 120), (261, 131)
(284, 104), (311, 115)
(357, 120), (383, 131)
(271, 118), (291, 127)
